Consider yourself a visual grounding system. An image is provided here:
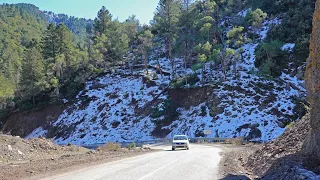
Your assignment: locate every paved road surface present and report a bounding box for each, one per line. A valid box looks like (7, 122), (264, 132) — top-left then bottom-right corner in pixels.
(43, 144), (222, 180)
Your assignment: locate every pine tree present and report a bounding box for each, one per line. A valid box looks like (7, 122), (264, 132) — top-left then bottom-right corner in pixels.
(56, 23), (74, 78)
(198, 42), (212, 85)
(227, 26), (245, 48)
(178, 0), (195, 70)
(19, 44), (45, 107)
(248, 8), (267, 40)
(0, 73), (14, 101)
(153, 0), (182, 79)
(93, 6), (112, 36)
(42, 23), (59, 64)
(136, 30), (154, 74)
(123, 15), (140, 43)
(227, 26), (246, 78)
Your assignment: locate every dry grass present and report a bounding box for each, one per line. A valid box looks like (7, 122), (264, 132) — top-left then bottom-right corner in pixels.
(97, 142), (122, 152)
(224, 137), (246, 145)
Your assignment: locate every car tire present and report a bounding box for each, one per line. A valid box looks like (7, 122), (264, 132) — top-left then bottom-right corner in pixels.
(186, 147), (189, 150)
(172, 148), (175, 151)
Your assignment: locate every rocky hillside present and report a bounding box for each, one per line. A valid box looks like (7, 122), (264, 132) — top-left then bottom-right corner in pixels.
(303, 0), (320, 168)
(7, 12), (304, 145)
(245, 113), (313, 179)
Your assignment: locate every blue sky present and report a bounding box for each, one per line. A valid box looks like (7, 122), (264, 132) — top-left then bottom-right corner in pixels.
(0, 0), (159, 24)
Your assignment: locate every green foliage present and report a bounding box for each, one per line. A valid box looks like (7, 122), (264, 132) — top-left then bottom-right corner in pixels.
(0, 3), (97, 111)
(151, 106), (164, 119)
(153, 98), (179, 127)
(248, 8), (267, 29)
(170, 74), (199, 88)
(194, 44), (202, 54)
(198, 54), (207, 63)
(126, 142), (136, 150)
(202, 42), (212, 55)
(227, 26), (244, 39)
(19, 44), (46, 106)
(227, 26), (245, 48)
(255, 40), (289, 77)
(200, 105), (206, 117)
(191, 63), (202, 72)
(42, 23), (59, 61)
(286, 122), (295, 129)
(226, 48), (235, 56)
(263, 0), (315, 67)
(151, 98), (180, 129)
(293, 99), (308, 120)
(93, 6), (112, 36)
(153, 0), (181, 53)
(0, 1), (314, 125)
(91, 6), (133, 68)
(0, 74), (14, 100)
(0, 3), (47, 109)
(259, 59), (275, 79)
(135, 30), (154, 68)
(211, 48), (221, 64)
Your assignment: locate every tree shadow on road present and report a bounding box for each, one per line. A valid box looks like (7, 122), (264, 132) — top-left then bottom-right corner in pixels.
(164, 149), (188, 151)
(219, 174), (250, 180)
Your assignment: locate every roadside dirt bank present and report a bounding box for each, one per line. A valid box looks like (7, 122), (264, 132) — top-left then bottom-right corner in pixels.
(0, 134), (155, 180)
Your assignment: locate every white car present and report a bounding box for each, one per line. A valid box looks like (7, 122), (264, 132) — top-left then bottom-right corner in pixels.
(172, 135), (190, 150)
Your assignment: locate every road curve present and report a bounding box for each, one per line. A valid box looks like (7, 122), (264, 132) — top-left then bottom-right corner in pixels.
(43, 144), (222, 180)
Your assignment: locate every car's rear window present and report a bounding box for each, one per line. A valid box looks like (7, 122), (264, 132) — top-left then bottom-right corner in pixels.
(173, 136), (188, 140)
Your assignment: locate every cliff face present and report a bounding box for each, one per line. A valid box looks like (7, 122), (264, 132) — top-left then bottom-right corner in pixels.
(303, 0), (320, 164)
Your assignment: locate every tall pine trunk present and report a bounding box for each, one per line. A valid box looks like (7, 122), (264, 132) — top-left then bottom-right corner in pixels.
(168, 42), (175, 80)
(184, 41), (188, 86)
(144, 52), (148, 75)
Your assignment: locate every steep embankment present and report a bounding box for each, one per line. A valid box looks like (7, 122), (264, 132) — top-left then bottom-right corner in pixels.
(2, 105), (65, 137)
(222, 113), (320, 179)
(245, 114), (312, 179)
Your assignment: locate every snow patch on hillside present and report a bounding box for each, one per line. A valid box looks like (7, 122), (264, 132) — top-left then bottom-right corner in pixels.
(281, 43), (295, 51)
(29, 75), (166, 145)
(237, 8), (251, 17)
(259, 18), (281, 40)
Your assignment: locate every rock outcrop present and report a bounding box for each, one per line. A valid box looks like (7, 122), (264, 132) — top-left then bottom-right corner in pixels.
(246, 114), (311, 178)
(303, 0), (320, 165)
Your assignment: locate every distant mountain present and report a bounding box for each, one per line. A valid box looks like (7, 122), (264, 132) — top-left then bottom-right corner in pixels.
(14, 3), (93, 45)
(43, 10), (93, 45)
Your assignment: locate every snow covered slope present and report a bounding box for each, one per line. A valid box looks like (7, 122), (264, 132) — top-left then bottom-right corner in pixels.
(27, 14), (306, 145)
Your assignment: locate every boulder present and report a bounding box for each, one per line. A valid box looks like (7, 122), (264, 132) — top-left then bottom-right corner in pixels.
(303, 0), (320, 166)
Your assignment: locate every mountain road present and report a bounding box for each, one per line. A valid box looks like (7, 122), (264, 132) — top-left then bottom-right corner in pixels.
(42, 144), (222, 180)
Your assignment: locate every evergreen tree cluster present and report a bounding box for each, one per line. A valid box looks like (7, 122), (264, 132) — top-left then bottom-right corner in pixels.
(150, 0), (314, 81)
(0, 3), (154, 115)
(151, 0), (267, 81)
(255, 0), (315, 76)
(0, 3), (47, 111)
